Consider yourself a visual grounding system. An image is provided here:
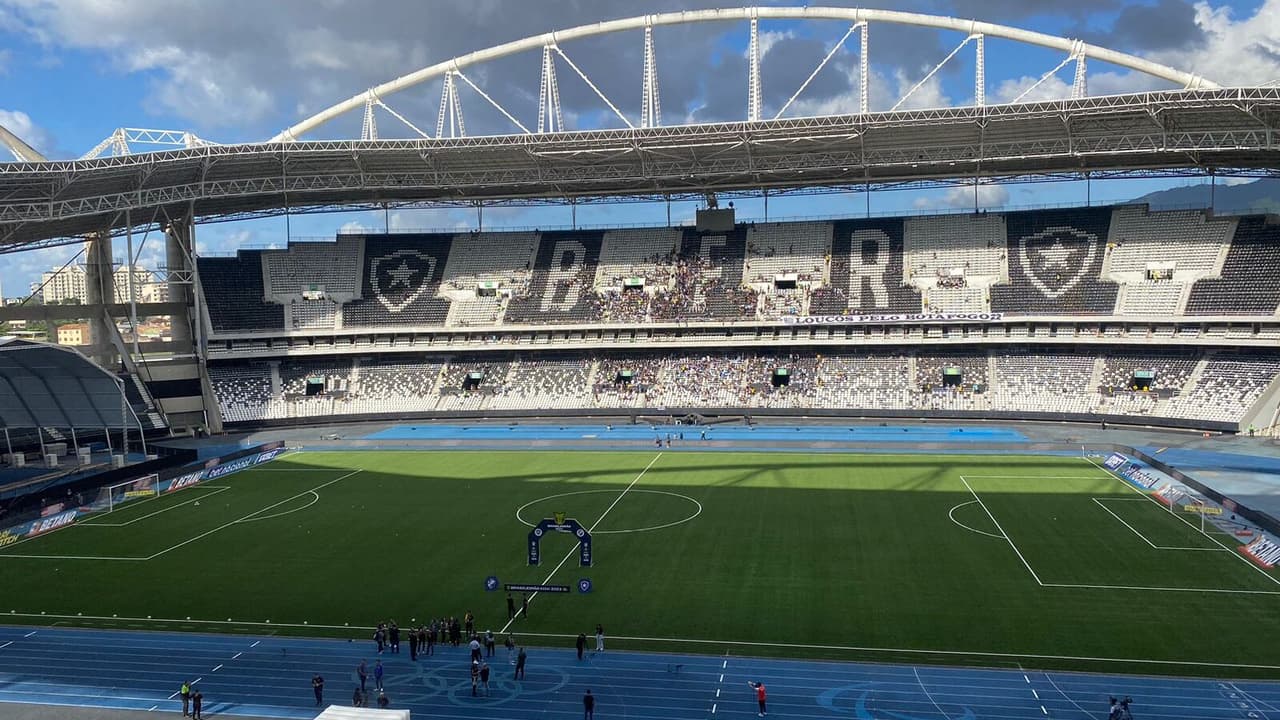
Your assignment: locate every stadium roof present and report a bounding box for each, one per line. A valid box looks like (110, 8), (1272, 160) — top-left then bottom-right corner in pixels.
(0, 88), (1278, 253)
(0, 338), (131, 430)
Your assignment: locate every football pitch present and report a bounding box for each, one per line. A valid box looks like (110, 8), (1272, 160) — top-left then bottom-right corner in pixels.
(2, 450), (1278, 679)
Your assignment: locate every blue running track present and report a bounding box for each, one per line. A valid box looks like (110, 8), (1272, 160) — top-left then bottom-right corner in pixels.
(364, 424), (1029, 444)
(0, 626), (1276, 719)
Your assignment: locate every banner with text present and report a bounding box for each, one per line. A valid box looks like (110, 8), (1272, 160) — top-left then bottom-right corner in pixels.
(783, 312), (1004, 326)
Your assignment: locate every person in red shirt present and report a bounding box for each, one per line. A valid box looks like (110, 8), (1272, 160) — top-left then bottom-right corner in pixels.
(748, 681), (767, 716)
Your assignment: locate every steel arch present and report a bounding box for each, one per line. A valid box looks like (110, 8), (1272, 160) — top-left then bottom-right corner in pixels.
(271, 5), (1218, 142)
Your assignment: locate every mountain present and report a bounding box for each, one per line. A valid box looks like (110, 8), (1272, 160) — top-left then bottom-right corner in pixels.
(1129, 178), (1280, 214)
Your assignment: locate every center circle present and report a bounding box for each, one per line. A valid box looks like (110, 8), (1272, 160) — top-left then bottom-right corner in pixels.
(515, 489), (702, 534)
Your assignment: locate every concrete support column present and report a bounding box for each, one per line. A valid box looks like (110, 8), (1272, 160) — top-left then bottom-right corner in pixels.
(84, 233), (116, 367)
(166, 220), (194, 351)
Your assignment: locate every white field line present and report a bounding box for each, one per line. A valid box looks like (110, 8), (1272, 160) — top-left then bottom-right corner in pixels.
(8, 611), (1280, 671)
(913, 666), (953, 720)
(1042, 581), (1280, 595)
(234, 491), (320, 524)
(81, 487), (231, 527)
(143, 470), (360, 560)
(947, 500), (1003, 539)
(1092, 498), (1158, 548)
(959, 476), (1044, 586)
(499, 452), (662, 635)
(1092, 498), (1226, 552)
(959, 475), (1113, 479)
(0, 471), (360, 562)
(1083, 455), (1280, 588)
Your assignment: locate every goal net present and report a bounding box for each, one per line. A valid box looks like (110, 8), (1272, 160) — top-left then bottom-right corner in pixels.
(103, 474), (160, 513)
(1155, 484), (1220, 534)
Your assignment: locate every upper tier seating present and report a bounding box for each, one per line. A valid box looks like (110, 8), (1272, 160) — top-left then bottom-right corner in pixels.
(263, 236), (363, 301)
(650, 228), (757, 321)
(505, 231), (606, 324)
(198, 253), (285, 332)
(1185, 217), (1280, 315)
(990, 208), (1118, 314)
(905, 214), (1007, 281)
(744, 222), (830, 283)
(594, 228), (681, 323)
(343, 235), (453, 328)
(441, 232), (537, 292)
(290, 299), (339, 330)
(1105, 207), (1233, 277)
(815, 219), (922, 315)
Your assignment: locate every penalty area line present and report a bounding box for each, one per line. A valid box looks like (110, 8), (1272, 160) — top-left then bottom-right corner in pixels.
(143, 469), (362, 561)
(959, 475), (1044, 586)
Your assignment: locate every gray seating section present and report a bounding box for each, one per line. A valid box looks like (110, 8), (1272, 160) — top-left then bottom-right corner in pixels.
(197, 253), (285, 332)
(263, 236), (363, 301)
(210, 349), (1280, 427)
(1185, 217), (1280, 315)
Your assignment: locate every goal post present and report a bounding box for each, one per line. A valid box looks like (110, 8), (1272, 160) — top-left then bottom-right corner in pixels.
(104, 474), (160, 513)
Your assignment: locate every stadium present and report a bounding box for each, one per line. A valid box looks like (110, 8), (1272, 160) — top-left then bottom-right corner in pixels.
(0, 4), (1278, 720)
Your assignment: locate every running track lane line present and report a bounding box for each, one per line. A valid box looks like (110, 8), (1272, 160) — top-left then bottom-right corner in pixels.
(500, 452), (663, 634)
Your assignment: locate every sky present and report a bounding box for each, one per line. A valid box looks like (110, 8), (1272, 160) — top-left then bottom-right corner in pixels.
(0, 0), (1277, 298)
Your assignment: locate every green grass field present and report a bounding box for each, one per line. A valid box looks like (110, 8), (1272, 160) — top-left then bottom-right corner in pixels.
(2, 450), (1278, 678)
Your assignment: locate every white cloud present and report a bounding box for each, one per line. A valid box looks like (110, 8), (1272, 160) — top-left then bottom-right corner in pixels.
(0, 108), (54, 157)
(913, 183), (1011, 210)
(1151, 0), (1280, 85)
(991, 75), (1073, 104)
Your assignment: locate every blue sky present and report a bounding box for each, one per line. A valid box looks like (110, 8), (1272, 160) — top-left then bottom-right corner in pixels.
(0, 0), (1276, 298)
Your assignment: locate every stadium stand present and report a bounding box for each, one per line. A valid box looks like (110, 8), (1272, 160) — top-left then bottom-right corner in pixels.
(210, 347), (1280, 429)
(990, 207), (1118, 314)
(343, 234), (454, 328)
(288, 299), (340, 330)
(815, 219), (922, 315)
(745, 222), (829, 283)
(505, 231), (606, 324)
(1185, 216), (1280, 315)
(198, 253), (285, 332)
(262, 236), (363, 302)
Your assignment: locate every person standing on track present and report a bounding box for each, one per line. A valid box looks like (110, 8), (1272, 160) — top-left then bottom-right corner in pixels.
(583, 689), (596, 720)
(576, 632), (587, 660)
(595, 623), (604, 652)
(480, 661), (491, 695)
(485, 629), (496, 657)
(179, 681), (191, 717)
(312, 674), (325, 706)
(748, 681), (767, 716)
(505, 634), (516, 664)
(374, 659), (385, 691)
(191, 689), (204, 720)
(358, 660), (368, 692)
(389, 621), (400, 654)
(515, 647), (527, 679)
(469, 635), (482, 663)
(471, 660), (480, 696)
(409, 624), (418, 661)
